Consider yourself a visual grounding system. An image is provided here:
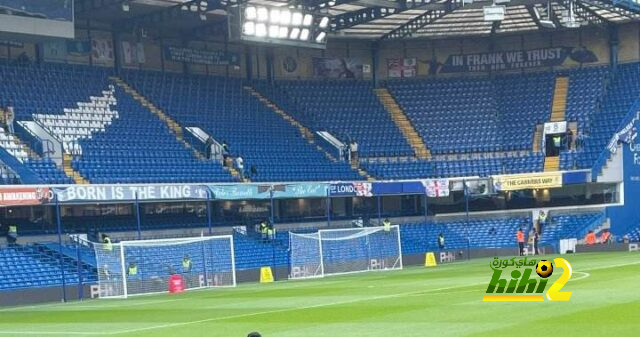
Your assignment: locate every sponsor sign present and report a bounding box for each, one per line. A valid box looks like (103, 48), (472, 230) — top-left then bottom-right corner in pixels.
(493, 173), (563, 191)
(164, 46), (239, 66)
(0, 187), (50, 206)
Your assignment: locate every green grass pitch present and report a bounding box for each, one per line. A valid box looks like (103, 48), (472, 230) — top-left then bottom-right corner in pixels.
(0, 252), (638, 337)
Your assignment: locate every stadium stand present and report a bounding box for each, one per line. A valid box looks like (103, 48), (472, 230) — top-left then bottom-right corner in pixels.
(122, 72), (361, 182)
(262, 80), (414, 157)
(72, 86), (233, 184)
(0, 244), (95, 291)
(567, 63), (640, 170)
(0, 210), (607, 291)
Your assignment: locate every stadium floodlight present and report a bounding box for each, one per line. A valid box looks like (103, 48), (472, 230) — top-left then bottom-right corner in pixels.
(255, 23), (267, 37)
(302, 14), (313, 27)
(245, 6), (257, 20)
(243, 21), (255, 36)
(279, 26), (289, 38)
(270, 9), (280, 24)
(121, 1), (130, 12)
(319, 17), (329, 29)
(289, 226), (403, 280)
(289, 27), (301, 39)
(292, 12), (303, 26)
(257, 7), (269, 22)
(199, 13), (207, 21)
(93, 235), (236, 299)
(315, 32), (326, 43)
(269, 25), (280, 38)
(280, 10), (291, 25)
(300, 28), (310, 40)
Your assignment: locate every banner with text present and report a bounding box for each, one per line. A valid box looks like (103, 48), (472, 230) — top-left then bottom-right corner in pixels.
(440, 47), (597, 73)
(0, 187), (50, 206)
(164, 46), (240, 66)
(52, 185), (210, 203)
(328, 182), (373, 197)
(493, 173), (563, 191)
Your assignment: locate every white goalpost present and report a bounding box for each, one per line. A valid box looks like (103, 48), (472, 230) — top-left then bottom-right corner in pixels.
(289, 225), (403, 280)
(93, 235), (236, 299)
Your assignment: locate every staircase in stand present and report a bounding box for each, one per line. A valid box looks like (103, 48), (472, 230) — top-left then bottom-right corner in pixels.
(244, 86), (339, 162)
(63, 153), (89, 184)
(374, 88), (430, 160)
(543, 156), (560, 172)
(533, 124), (543, 153)
(111, 76), (247, 182)
(550, 76), (568, 122)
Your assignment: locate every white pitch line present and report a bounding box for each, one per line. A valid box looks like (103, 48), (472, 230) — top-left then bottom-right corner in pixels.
(1, 258), (637, 335)
(569, 271), (590, 282)
(0, 280), (487, 336)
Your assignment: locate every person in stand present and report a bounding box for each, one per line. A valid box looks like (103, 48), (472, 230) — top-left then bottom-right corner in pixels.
(5, 102), (15, 134)
(259, 220), (268, 242)
(102, 234), (113, 251)
(585, 230), (596, 245)
(267, 223), (275, 241)
(566, 128), (574, 151)
(221, 141), (229, 163)
(205, 137), (215, 160)
(6, 224), (17, 246)
(383, 218), (392, 233)
(182, 255), (192, 273)
(349, 141), (358, 162)
(127, 262), (138, 276)
(437, 233), (445, 250)
(250, 165), (258, 179)
(532, 229), (540, 255)
(235, 156), (244, 180)
(516, 228), (525, 256)
(600, 229), (611, 244)
(538, 211), (547, 234)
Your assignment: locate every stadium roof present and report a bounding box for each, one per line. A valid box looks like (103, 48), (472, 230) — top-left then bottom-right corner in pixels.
(75, 0), (640, 41)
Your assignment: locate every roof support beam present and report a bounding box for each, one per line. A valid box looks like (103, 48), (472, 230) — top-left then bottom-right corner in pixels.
(330, 7), (399, 31)
(76, 0), (127, 15)
(378, 0), (462, 41)
(526, 4), (547, 30)
(570, 0), (610, 24)
(116, 0), (227, 31)
(578, 0), (640, 18)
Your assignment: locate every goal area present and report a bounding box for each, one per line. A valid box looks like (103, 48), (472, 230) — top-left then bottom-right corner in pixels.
(289, 225), (403, 280)
(93, 235), (236, 299)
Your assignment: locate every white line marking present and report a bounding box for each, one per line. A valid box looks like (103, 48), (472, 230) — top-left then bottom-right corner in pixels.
(569, 271), (590, 282)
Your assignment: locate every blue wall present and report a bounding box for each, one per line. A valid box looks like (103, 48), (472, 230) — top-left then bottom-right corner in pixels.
(607, 142), (640, 235)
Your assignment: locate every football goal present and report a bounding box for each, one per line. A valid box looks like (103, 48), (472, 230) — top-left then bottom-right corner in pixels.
(93, 235), (236, 299)
(289, 225), (403, 280)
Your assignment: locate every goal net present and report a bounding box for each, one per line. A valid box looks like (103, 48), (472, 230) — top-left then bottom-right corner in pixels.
(93, 235), (236, 299)
(289, 225), (402, 280)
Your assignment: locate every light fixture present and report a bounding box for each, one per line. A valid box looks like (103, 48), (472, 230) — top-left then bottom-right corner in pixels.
(245, 6), (257, 20)
(199, 13), (207, 21)
(269, 25), (279, 38)
(243, 21), (256, 36)
(199, 1), (208, 11)
(315, 31), (326, 43)
(257, 7), (269, 22)
(190, 4), (198, 12)
(121, 1), (130, 12)
(319, 17), (329, 29)
(291, 12), (303, 26)
(279, 26), (289, 38)
(289, 27), (300, 39)
(280, 10), (291, 25)
(255, 23), (267, 37)
(302, 14), (313, 27)
(300, 28), (310, 40)
(270, 9), (280, 23)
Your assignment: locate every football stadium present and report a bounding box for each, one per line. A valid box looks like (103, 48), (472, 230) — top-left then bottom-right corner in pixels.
(0, 0), (639, 336)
